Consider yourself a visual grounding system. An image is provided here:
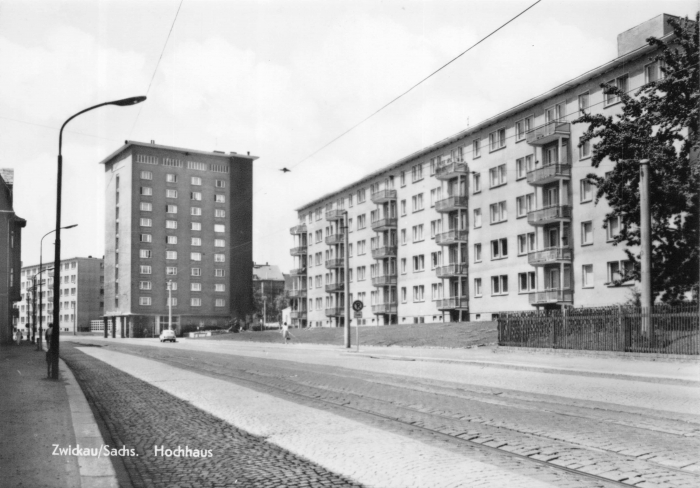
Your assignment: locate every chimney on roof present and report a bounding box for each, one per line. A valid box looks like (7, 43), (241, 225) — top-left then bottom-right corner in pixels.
(617, 14), (677, 57)
(150, 140), (155, 144)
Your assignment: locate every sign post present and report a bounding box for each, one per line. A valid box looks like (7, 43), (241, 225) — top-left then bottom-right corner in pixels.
(352, 300), (363, 352)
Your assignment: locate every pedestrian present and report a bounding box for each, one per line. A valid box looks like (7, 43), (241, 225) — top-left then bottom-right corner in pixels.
(45, 324), (55, 378)
(281, 322), (290, 344)
(15, 327), (21, 345)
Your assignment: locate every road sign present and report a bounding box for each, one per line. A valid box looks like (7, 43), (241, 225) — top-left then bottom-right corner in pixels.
(352, 300), (364, 312)
(354, 311), (362, 319)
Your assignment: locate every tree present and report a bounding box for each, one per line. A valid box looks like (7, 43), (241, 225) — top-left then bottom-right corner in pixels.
(575, 14), (699, 303)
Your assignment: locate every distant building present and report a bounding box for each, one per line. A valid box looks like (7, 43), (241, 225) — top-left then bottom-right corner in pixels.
(0, 169), (25, 344)
(100, 141), (257, 337)
(253, 263), (286, 296)
(18, 257), (104, 335)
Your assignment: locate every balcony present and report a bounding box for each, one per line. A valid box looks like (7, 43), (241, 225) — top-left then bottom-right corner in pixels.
(372, 246), (397, 259)
(527, 205), (572, 226)
(371, 217), (398, 231)
(326, 209), (346, 221)
(325, 307), (345, 317)
(529, 289), (573, 305)
(435, 196), (468, 213)
(527, 162), (571, 186)
(325, 258), (344, 269)
(528, 247), (573, 266)
(526, 121), (571, 146)
(436, 264), (468, 278)
(325, 282), (345, 293)
(291, 311), (307, 319)
(435, 160), (469, 180)
(372, 274), (397, 287)
(288, 289), (307, 298)
(435, 229), (468, 246)
(290, 245), (308, 256)
(372, 302), (397, 314)
(289, 267), (307, 276)
(290, 224), (307, 235)
(370, 189), (397, 204)
(436, 297), (469, 310)
(325, 233), (345, 246)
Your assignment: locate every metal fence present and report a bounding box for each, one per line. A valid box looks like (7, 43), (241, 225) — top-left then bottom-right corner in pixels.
(498, 305), (699, 355)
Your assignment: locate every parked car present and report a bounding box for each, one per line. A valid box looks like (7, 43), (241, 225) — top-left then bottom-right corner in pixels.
(159, 329), (176, 343)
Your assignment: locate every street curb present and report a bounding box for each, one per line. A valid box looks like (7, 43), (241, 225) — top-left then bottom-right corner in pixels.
(340, 352), (700, 387)
(59, 359), (120, 488)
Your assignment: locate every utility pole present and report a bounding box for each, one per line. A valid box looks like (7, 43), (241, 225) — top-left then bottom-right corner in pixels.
(262, 281), (266, 330)
(344, 213), (351, 348)
(168, 280), (173, 331)
(639, 159), (652, 337)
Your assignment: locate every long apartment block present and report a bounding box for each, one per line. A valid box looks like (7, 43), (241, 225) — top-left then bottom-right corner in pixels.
(289, 14), (676, 326)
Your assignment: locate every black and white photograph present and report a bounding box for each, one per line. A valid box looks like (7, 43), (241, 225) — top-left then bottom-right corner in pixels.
(1, 0), (699, 487)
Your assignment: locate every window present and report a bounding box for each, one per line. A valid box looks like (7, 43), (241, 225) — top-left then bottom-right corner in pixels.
(515, 116), (532, 142)
(578, 92), (589, 112)
(215, 209), (225, 218)
(489, 164), (507, 187)
(401, 258), (407, 274)
(166, 189), (178, 198)
(430, 251), (441, 269)
(166, 267), (177, 276)
(517, 234), (527, 255)
(412, 194), (424, 212)
(357, 215), (366, 230)
(140, 249), (151, 259)
(491, 238), (508, 259)
(214, 284), (225, 292)
(215, 239), (225, 247)
(473, 209), (482, 228)
(166, 220), (177, 229)
(580, 179), (593, 202)
(140, 171), (152, 180)
(412, 224), (424, 243)
(579, 137), (591, 159)
(137, 154), (158, 165)
(166, 235), (177, 244)
(167, 297), (178, 307)
(473, 139), (481, 158)
(516, 155), (533, 179)
(214, 253), (225, 262)
(166, 251), (177, 260)
(191, 207), (202, 216)
(644, 61), (664, 84)
(139, 281), (152, 290)
(605, 74), (628, 106)
(491, 275), (508, 295)
(413, 285), (424, 302)
(411, 164), (423, 182)
(431, 283), (443, 301)
(474, 278), (482, 297)
(139, 297), (152, 306)
(215, 269), (225, 277)
(430, 220), (441, 238)
(191, 191), (202, 201)
(215, 180), (226, 188)
(357, 266), (366, 281)
(191, 268), (201, 276)
(582, 264), (594, 288)
(215, 194), (225, 203)
(516, 194), (534, 218)
(191, 176), (202, 185)
(581, 221), (593, 245)
(191, 252), (202, 261)
(140, 187), (152, 196)
(489, 128), (506, 151)
(607, 260), (631, 284)
(140, 265), (152, 274)
(215, 299), (225, 307)
(518, 272), (536, 293)
(357, 240), (366, 255)
(430, 188), (441, 207)
(163, 157), (183, 167)
(191, 298), (202, 307)
(490, 201), (507, 224)
(140, 218), (152, 227)
(191, 283), (202, 291)
(412, 255), (425, 272)
(474, 243), (482, 262)
(140, 234), (152, 243)
(606, 216), (622, 241)
(400, 200), (406, 215)
(166, 174), (178, 183)
(545, 102), (566, 123)
(166, 204), (178, 214)
(400, 171), (406, 187)
(472, 173), (481, 193)
(357, 189), (366, 203)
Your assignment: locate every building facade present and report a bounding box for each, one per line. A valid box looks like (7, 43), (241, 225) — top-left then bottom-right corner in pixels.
(0, 169), (26, 344)
(18, 257), (104, 335)
(289, 15), (675, 326)
(101, 141), (257, 337)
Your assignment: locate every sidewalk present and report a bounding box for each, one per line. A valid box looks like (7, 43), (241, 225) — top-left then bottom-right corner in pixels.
(0, 342), (118, 488)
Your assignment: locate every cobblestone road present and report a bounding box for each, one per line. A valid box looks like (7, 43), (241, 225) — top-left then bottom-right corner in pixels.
(60, 343), (363, 488)
(63, 341), (700, 488)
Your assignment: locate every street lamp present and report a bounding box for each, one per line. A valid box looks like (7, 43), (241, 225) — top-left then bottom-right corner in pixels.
(50, 95), (146, 379)
(37, 224), (77, 350)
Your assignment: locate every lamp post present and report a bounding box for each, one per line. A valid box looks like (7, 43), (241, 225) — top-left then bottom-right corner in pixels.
(38, 225), (77, 350)
(50, 96), (146, 379)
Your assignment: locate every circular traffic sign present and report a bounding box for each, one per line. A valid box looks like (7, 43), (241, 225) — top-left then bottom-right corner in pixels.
(352, 300), (364, 312)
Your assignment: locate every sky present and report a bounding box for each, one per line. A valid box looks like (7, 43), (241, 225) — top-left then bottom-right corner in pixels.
(1, 0), (698, 272)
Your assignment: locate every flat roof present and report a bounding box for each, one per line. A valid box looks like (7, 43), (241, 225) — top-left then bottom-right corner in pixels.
(97, 140), (259, 166)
